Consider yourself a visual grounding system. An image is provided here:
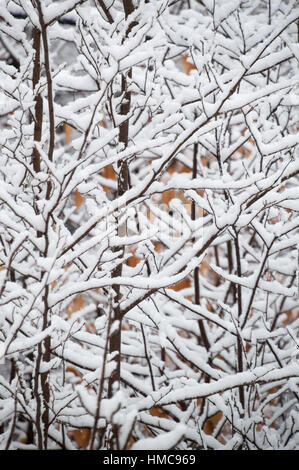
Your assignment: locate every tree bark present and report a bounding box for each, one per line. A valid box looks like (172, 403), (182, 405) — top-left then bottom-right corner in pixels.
(108, 0), (134, 400)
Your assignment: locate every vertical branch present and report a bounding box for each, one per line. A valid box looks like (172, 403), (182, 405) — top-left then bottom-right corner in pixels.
(225, 240), (236, 304)
(90, 304), (112, 450)
(33, 343), (43, 449)
(141, 323), (156, 391)
(40, 285), (51, 449)
(32, 28), (42, 173)
(108, 0), (135, 400)
(31, 25), (44, 449)
(192, 143), (210, 352)
(234, 233), (245, 416)
(192, 143), (211, 424)
(35, 0), (55, 165)
(32, 0), (55, 449)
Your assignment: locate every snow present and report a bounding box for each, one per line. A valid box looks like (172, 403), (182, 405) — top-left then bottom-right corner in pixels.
(44, 0), (85, 25)
(131, 424), (186, 450)
(0, 0), (298, 451)
(0, 344), (5, 364)
(135, 364), (299, 411)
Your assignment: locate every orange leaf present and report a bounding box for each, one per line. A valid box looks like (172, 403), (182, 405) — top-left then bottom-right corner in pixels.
(182, 54), (196, 75)
(150, 407), (169, 419)
(203, 411), (223, 435)
(72, 428), (91, 449)
(64, 123), (72, 144)
(170, 278), (191, 292)
(102, 164), (117, 192)
(66, 294), (85, 319)
(74, 189), (84, 209)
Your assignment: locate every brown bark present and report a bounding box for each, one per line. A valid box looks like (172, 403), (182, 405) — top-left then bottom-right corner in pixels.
(32, 2), (54, 448)
(108, 0), (135, 402)
(36, 0), (55, 164)
(32, 28), (42, 173)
